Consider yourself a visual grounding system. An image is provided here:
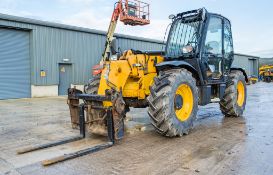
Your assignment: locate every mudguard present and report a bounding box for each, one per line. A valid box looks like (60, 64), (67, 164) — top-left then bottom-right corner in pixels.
(156, 60), (197, 72)
(230, 67), (248, 82)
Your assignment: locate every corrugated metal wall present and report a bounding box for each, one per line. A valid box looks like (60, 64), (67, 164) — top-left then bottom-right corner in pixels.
(259, 58), (273, 66)
(0, 28), (31, 99)
(233, 54), (259, 77)
(0, 14), (164, 86)
(117, 38), (163, 51)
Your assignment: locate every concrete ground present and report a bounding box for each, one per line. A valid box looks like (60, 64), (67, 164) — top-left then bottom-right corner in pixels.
(0, 82), (273, 175)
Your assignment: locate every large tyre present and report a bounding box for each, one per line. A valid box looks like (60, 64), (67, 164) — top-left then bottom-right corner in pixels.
(84, 75), (107, 136)
(84, 75), (100, 94)
(220, 70), (247, 117)
(147, 69), (198, 137)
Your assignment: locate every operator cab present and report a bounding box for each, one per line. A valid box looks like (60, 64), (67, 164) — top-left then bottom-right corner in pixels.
(164, 8), (234, 84)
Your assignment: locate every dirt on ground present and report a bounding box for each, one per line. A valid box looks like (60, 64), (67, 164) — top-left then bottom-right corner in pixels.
(0, 83), (273, 175)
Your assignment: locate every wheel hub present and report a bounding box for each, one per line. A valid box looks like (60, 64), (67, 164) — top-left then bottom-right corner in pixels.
(174, 84), (194, 122)
(237, 81), (245, 107)
(174, 94), (183, 110)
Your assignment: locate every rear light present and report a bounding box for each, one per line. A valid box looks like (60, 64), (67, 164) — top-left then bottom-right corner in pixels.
(92, 64), (103, 76)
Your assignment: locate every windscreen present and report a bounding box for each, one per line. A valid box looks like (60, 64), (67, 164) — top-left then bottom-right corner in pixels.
(165, 19), (200, 58)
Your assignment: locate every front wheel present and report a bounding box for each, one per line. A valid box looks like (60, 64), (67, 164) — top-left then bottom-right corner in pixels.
(84, 75), (108, 136)
(220, 70), (247, 117)
(147, 69), (198, 137)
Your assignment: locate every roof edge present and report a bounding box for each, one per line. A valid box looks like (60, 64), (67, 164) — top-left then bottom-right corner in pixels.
(0, 13), (164, 44)
(234, 53), (260, 59)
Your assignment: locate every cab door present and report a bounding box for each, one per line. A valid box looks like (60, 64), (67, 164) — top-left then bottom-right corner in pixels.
(202, 15), (224, 81)
(223, 19), (234, 74)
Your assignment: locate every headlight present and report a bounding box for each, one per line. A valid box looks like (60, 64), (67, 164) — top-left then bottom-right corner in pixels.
(110, 54), (118, 60)
(182, 45), (193, 54)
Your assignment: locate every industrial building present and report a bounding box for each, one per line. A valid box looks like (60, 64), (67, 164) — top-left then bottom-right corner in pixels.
(233, 53), (259, 78)
(0, 13), (163, 99)
(259, 57), (273, 66)
(0, 14), (260, 100)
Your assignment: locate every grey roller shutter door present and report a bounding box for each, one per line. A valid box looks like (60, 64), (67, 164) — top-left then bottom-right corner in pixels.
(0, 28), (31, 99)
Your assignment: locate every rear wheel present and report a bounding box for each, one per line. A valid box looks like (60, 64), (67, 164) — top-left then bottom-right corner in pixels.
(220, 70), (247, 117)
(147, 69), (198, 137)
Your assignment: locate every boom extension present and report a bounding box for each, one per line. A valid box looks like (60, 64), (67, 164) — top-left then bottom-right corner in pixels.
(101, 0), (150, 62)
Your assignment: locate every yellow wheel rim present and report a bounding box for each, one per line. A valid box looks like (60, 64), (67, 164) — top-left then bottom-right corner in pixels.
(237, 81), (245, 107)
(174, 84), (193, 122)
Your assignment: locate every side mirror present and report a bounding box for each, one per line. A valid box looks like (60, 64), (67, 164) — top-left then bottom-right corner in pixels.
(110, 38), (118, 55)
(168, 14), (175, 20)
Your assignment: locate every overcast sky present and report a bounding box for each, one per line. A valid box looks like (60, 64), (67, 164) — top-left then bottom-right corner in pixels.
(1, 0), (273, 58)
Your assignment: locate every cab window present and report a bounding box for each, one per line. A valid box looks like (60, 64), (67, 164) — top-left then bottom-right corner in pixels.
(205, 17), (223, 55)
(204, 16), (223, 79)
(223, 20), (234, 71)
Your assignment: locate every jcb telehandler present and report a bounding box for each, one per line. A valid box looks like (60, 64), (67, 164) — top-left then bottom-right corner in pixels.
(17, 2), (247, 166)
(70, 8), (247, 138)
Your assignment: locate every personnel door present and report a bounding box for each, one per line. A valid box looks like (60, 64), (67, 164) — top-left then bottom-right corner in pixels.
(59, 64), (72, 95)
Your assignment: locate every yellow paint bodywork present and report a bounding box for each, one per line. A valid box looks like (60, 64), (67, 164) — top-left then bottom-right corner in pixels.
(98, 50), (164, 106)
(259, 65), (273, 77)
(259, 65), (273, 82)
